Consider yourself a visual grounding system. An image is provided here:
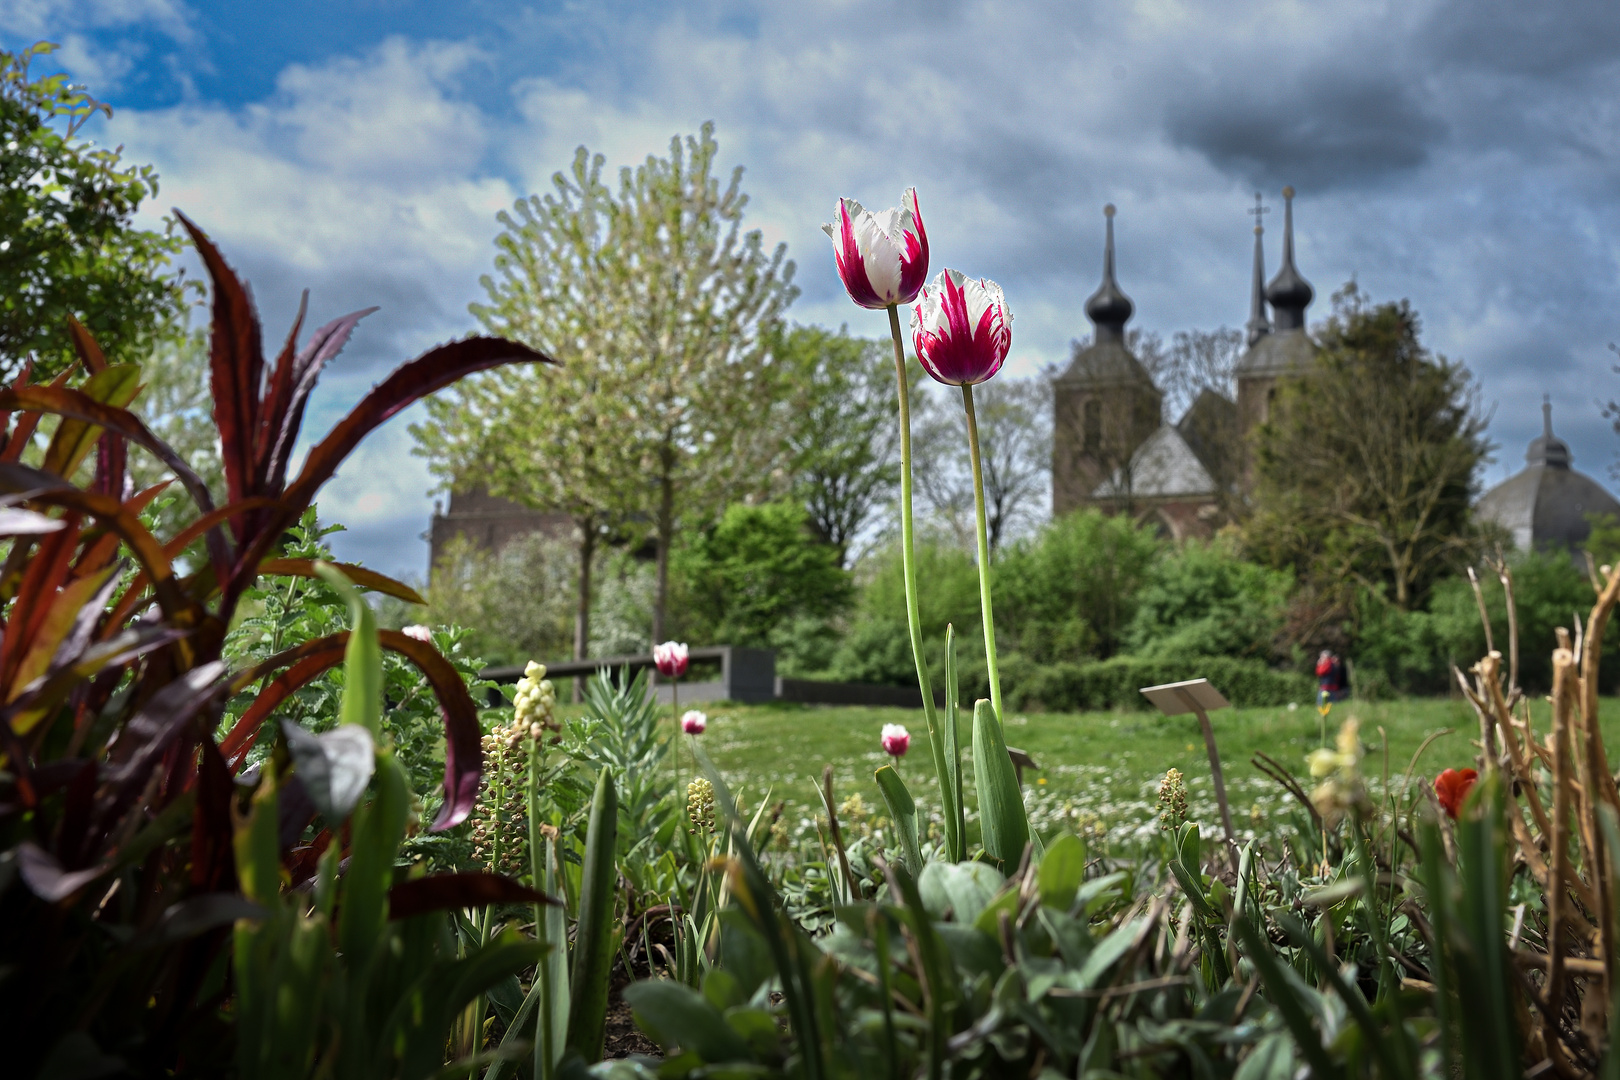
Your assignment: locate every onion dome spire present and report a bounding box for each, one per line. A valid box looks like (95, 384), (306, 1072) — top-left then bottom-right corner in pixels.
(1528, 395), (1572, 468)
(1245, 192), (1271, 347)
(1265, 186), (1314, 331)
(1085, 204), (1133, 342)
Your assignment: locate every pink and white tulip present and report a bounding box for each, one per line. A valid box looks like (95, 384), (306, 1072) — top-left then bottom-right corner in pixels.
(910, 269), (1012, 386)
(681, 710), (708, 735)
(401, 624), (432, 642)
(822, 188), (929, 309)
(881, 722), (911, 758)
(653, 641), (689, 679)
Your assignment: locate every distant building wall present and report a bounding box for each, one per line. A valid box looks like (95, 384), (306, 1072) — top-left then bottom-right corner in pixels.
(427, 486), (573, 574)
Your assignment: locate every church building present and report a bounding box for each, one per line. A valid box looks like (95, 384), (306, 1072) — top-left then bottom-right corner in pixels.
(1051, 187), (1317, 538)
(1476, 401), (1620, 554)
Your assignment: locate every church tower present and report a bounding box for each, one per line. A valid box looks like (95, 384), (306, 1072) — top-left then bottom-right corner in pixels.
(1234, 186), (1316, 439)
(1051, 205), (1163, 515)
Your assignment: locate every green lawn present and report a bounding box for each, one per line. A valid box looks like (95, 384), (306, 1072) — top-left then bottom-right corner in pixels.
(651, 695), (1620, 852)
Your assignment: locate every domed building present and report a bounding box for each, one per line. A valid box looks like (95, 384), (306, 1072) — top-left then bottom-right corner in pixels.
(1476, 401), (1620, 554)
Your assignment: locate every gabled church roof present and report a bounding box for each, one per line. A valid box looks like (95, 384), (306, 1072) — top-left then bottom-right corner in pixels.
(1091, 424), (1217, 501)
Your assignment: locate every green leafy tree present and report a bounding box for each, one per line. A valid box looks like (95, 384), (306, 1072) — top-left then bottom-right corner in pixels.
(441, 122), (797, 649)
(0, 42), (192, 378)
(1122, 536), (1292, 660)
(776, 323), (896, 567)
(1244, 285), (1489, 611)
(673, 500), (852, 650)
(993, 509), (1162, 662)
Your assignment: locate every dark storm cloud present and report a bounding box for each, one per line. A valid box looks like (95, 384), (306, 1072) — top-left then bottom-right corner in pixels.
(1165, 71), (1444, 191)
(1423, 0), (1620, 79)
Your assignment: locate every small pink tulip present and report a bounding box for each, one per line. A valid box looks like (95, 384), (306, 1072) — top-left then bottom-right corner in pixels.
(681, 710), (708, 735)
(881, 722), (910, 758)
(402, 625), (432, 642)
(653, 641), (689, 679)
(910, 269), (1012, 386)
(822, 188), (929, 309)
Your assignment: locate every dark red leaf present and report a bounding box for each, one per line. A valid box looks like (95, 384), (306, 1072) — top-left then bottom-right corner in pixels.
(175, 211), (263, 508)
(191, 734), (236, 891)
(259, 557), (425, 605)
(378, 628), (484, 831)
(262, 307), (375, 495)
(66, 316), (108, 374)
(0, 386), (225, 566)
(99, 661), (228, 832)
(254, 289), (308, 489)
(18, 488), (191, 625)
(387, 872), (560, 920)
(282, 336), (552, 515)
(218, 638), (347, 767)
(18, 840), (108, 902)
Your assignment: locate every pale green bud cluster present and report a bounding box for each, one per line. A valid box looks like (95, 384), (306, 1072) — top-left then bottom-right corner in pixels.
(687, 777), (716, 834)
(1156, 768), (1189, 832)
(514, 660), (557, 736)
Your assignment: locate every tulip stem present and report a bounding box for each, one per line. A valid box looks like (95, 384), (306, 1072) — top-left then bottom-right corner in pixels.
(961, 384), (1002, 727)
(886, 304), (943, 759)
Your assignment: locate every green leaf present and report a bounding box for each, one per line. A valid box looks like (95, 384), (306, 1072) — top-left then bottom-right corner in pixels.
(621, 981), (752, 1063)
(281, 720), (374, 824)
(313, 560), (383, 738)
(1036, 833), (1085, 911)
(874, 764), (922, 878)
(970, 698), (1028, 866)
(566, 767), (619, 1063)
(918, 860), (1002, 924)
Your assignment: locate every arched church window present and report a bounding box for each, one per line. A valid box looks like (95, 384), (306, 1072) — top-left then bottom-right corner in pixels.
(1084, 398), (1101, 453)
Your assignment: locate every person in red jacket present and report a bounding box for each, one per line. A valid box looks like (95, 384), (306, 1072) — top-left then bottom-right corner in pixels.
(1316, 649), (1349, 704)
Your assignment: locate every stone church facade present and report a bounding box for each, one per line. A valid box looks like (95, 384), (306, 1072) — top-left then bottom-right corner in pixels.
(1051, 188), (1318, 539)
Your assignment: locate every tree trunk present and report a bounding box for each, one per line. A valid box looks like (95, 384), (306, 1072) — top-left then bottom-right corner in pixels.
(573, 514), (595, 703)
(651, 445), (675, 647)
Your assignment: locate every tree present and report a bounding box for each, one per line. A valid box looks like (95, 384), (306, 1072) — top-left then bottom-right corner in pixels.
(1243, 285), (1489, 611)
(673, 500), (852, 648)
(915, 373), (1051, 552)
(605, 124), (799, 642)
(776, 323), (896, 567)
(439, 123), (797, 648)
(0, 42), (192, 378)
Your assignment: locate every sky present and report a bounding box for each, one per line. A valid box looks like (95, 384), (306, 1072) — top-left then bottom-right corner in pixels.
(9, 0), (1620, 580)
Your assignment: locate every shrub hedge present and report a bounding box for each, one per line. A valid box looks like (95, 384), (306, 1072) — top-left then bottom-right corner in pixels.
(1000, 653), (1314, 712)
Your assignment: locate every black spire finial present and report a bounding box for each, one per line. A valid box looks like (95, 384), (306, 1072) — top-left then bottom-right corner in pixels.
(1528, 395), (1572, 468)
(1085, 203), (1133, 342)
(1265, 186), (1314, 331)
(1245, 192), (1270, 347)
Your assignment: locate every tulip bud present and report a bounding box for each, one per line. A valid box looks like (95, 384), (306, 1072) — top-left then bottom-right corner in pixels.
(880, 722), (910, 758)
(822, 188), (929, 309)
(911, 268), (1012, 386)
(653, 641), (689, 679)
(681, 709), (707, 735)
